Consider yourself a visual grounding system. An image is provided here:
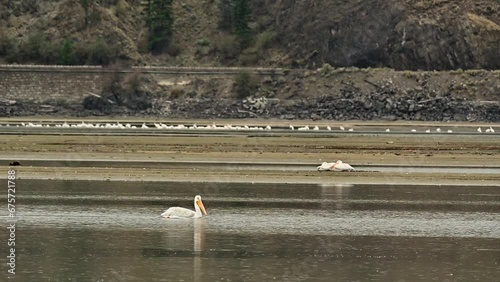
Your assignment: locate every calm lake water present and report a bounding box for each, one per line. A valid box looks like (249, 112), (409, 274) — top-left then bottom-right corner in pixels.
(1, 180), (500, 281)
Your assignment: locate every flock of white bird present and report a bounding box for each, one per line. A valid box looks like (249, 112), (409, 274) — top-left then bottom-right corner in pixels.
(0, 121), (496, 133)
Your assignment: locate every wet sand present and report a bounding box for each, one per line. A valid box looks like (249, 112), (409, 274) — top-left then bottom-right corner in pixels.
(1, 121), (499, 185)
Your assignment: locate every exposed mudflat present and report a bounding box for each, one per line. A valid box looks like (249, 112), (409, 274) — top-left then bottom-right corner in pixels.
(1, 120), (499, 185)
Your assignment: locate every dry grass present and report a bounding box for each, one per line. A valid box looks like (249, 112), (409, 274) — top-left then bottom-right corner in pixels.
(467, 13), (500, 31)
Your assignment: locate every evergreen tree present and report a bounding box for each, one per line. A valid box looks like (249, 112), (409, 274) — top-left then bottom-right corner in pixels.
(142, 0), (174, 53)
(79, 0), (91, 28)
(217, 0), (234, 31)
(234, 0), (252, 47)
(142, 0), (154, 32)
(59, 38), (76, 65)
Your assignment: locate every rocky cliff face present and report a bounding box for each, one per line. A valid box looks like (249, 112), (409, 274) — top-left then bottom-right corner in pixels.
(264, 0), (500, 70)
(1, 0), (498, 71)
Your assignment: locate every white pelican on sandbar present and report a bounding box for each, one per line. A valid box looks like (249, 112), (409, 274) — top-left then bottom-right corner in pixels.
(317, 160), (355, 172)
(161, 195), (207, 219)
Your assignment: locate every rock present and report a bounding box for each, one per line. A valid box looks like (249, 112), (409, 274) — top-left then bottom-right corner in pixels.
(381, 115), (397, 121)
(310, 113), (322, 120)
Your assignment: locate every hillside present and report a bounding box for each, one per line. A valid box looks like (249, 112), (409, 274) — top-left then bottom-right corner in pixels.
(0, 0), (499, 70)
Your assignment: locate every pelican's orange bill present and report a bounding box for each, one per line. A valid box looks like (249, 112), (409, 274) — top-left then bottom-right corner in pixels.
(197, 199), (207, 215)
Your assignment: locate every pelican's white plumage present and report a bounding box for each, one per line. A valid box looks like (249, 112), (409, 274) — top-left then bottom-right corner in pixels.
(161, 195), (207, 219)
(317, 160), (355, 172)
(331, 160), (355, 171)
(317, 162), (335, 171)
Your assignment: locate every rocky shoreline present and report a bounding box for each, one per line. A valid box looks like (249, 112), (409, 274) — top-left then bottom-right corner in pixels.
(2, 67), (499, 122)
(2, 91), (499, 123)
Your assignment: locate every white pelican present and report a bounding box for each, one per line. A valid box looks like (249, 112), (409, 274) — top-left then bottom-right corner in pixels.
(411, 129), (417, 132)
(339, 126), (345, 131)
(313, 125), (319, 131)
(298, 125), (309, 131)
(486, 128), (491, 133)
(289, 125), (295, 130)
(385, 128), (390, 132)
(161, 195), (207, 219)
(327, 126), (331, 131)
(425, 129), (431, 133)
(317, 162), (335, 171)
(447, 130), (453, 133)
(317, 160), (355, 172)
(348, 128), (354, 132)
(490, 127), (495, 133)
(436, 128), (441, 133)
(477, 127), (482, 133)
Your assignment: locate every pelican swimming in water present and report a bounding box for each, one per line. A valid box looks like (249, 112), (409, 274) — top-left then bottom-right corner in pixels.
(161, 195), (207, 219)
(317, 160), (355, 172)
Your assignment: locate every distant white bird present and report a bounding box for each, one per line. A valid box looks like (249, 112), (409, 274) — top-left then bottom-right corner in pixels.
(436, 128), (441, 133)
(348, 128), (354, 132)
(265, 125), (272, 131)
(313, 126), (319, 131)
(161, 195), (207, 219)
(425, 129), (431, 133)
(447, 130), (453, 133)
(486, 128), (491, 133)
(385, 128), (390, 132)
(289, 125), (294, 130)
(339, 126), (345, 131)
(298, 125), (309, 131)
(411, 129), (417, 132)
(490, 126), (495, 133)
(326, 126), (331, 131)
(141, 123), (148, 129)
(477, 127), (482, 133)
(317, 160), (355, 172)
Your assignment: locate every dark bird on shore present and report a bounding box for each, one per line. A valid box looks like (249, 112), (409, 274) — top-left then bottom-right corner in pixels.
(9, 161), (21, 166)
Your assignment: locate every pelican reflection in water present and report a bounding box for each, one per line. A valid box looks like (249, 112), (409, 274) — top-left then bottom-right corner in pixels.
(161, 195), (207, 219)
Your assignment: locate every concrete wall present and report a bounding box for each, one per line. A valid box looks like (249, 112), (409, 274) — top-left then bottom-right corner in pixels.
(0, 65), (284, 103)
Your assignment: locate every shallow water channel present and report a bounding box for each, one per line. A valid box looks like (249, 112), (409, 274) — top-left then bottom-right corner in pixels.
(1, 180), (499, 281)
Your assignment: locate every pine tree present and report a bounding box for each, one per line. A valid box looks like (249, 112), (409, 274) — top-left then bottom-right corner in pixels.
(142, 0), (174, 53)
(233, 0), (252, 47)
(217, 0), (234, 31)
(142, 0), (154, 33)
(79, 0), (91, 28)
(59, 39), (76, 65)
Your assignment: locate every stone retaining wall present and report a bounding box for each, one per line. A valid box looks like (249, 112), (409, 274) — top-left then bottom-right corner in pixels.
(0, 65), (284, 103)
